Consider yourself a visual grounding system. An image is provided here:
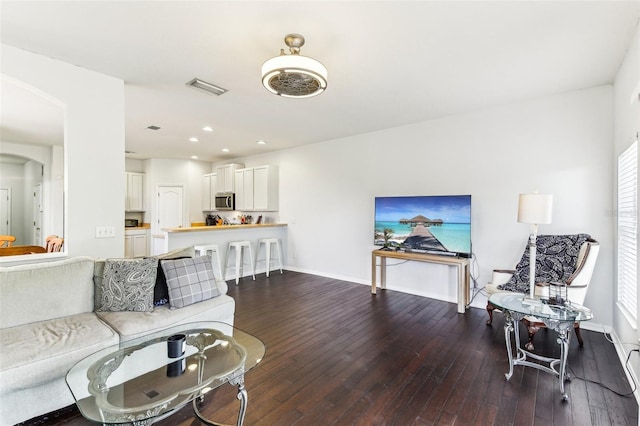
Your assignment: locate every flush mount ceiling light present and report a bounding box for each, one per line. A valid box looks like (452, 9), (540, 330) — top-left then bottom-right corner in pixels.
(186, 78), (228, 96)
(261, 33), (327, 98)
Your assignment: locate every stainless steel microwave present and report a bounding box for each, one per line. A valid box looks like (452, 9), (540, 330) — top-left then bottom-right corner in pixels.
(215, 193), (235, 210)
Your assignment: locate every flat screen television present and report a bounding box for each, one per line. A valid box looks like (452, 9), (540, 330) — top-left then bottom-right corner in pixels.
(374, 195), (472, 257)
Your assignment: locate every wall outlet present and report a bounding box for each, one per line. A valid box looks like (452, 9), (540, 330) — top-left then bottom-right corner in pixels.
(95, 226), (116, 238)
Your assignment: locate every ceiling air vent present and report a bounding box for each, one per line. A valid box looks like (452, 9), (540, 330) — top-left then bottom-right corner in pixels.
(146, 125), (161, 130)
(186, 78), (228, 96)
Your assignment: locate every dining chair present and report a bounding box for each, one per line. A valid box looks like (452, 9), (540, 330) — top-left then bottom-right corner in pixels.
(46, 236), (64, 252)
(0, 235), (16, 248)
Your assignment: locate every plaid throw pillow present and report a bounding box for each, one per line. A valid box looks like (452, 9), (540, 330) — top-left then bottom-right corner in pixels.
(161, 256), (220, 308)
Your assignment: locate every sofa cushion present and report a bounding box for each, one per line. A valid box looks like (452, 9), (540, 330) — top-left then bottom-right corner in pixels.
(0, 313), (119, 393)
(0, 257), (95, 329)
(498, 234), (590, 293)
(161, 256), (220, 308)
(96, 294), (235, 342)
(98, 258), (159, 312)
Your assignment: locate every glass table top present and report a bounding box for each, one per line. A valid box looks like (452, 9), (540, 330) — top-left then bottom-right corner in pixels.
(489, 292), (593, 322)
(66, 321), (265, 424)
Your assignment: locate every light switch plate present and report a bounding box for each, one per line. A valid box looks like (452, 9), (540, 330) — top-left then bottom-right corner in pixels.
(95, 226), (116, 238)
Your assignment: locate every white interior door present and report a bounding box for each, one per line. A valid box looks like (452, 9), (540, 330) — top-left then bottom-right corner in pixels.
(33, 184), (42, 245)
(157, 185), (184, 230)
(0, 188), (10, 235)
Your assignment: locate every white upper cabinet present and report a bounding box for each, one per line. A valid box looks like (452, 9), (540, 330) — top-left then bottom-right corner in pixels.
(235, 165), (278, 212)
(235, 168), (254, 211)
(125, 172), (144, 211)
(202, 173), (217, 211)
(215, 163), (244, 193)
(253, 165), (278, 211)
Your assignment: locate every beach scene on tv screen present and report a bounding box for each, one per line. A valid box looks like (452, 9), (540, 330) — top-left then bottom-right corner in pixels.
(374, 195), (471, 254)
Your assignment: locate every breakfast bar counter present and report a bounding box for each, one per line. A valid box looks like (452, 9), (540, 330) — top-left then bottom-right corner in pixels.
(153, 223), (288, 279)
(162, 223), (287, 233)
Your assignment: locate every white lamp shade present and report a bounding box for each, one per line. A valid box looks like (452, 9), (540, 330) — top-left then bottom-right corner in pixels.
(517, 193), (553, 224)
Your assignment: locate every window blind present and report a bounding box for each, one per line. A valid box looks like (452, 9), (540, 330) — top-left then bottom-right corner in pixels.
(617, 139), (638, 321)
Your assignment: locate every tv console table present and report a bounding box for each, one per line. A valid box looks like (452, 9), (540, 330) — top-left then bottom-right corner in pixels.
(371, 249), (471, 313)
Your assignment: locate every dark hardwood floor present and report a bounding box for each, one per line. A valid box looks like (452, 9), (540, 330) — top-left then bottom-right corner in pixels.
(21, 272), (638, 425)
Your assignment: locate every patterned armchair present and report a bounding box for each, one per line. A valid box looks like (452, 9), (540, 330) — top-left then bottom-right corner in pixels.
(486, 234), (599, 350)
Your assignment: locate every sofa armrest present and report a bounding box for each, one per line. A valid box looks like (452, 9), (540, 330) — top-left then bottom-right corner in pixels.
(491, 269), (515, 286)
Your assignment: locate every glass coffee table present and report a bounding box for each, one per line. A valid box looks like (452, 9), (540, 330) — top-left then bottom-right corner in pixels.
(66, 322), (265, 425)
(489, 293), (593, 401)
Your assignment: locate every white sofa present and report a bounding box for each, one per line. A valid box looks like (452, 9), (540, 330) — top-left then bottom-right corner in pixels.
(0, 250), (235, 426)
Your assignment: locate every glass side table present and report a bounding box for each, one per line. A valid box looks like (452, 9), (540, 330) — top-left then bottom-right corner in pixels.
(489, 293), (593, 401)
(66, 322), (265, 425)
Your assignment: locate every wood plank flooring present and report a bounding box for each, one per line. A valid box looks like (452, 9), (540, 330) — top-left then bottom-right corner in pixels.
(21, 271), (638, 425)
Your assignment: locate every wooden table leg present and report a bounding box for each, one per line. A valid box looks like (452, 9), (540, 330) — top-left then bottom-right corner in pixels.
(371, 252), (377, 294)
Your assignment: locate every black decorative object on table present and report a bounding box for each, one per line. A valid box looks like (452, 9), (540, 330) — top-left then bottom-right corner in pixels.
(167, 334), (186, 358)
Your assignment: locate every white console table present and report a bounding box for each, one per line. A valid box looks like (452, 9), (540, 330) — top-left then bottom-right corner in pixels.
(371, 249), (471, 313)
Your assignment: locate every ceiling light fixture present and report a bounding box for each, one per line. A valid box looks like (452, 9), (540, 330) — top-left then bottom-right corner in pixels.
(203, 126), (213, 132)
(186, 78), (228, 96)
(221, 148), (230, 153)
(262, 33), (327, 98)
(189, 137), (199, 142)
(257, 140), (267, 145)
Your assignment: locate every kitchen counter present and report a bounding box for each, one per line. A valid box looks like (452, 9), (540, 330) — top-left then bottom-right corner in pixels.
(152, 223), (288, 281)
(161, 223), (287, 233)
(125, 223), (151, 231)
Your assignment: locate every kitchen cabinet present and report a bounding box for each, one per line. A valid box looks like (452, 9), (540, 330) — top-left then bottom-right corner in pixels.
(253, 165), (278, 211)
(234, 168), (254, 211)
(234, 165), (278, 212)
(215, 163), (244, 193)
(124, 229), (148, 258)
(125, 172), (145, 211)
(202, 173), (217, 211)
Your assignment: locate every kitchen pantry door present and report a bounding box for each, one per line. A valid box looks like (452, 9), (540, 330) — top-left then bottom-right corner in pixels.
(157, 185), (184, 229)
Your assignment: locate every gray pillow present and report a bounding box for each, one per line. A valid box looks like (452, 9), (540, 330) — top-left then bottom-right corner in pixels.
(161, 256), (220, 308)
(99, 258), (159, 312)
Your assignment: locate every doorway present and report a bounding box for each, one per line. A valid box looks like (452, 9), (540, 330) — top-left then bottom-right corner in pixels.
(0, 188), (10, 236)
(157, 185), (184, 229)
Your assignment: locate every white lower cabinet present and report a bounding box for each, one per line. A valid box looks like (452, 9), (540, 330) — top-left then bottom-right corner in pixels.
(125, 229), (148, 258)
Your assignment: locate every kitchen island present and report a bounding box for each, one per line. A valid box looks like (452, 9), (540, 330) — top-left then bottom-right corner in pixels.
(153, 223), (287, 280)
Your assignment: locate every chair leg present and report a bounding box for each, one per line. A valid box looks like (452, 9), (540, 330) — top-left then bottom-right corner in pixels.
(574, 323), (584, 347)
(486, 302), (495, 325)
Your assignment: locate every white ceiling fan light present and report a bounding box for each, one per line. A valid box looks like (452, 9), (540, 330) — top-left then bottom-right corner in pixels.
(261, 33), (327, 98)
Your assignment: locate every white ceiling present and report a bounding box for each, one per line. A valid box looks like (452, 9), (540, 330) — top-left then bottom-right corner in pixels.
(1, 1), (638, 162)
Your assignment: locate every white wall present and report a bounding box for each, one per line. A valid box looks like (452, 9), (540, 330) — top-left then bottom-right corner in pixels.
(613, 23), (640, 393)
(233, 85), (614, 329)
(1, 45), (125, 259)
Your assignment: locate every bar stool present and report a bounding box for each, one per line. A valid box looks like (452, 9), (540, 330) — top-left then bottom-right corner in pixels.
(225, 241), (255, 285)
(256, 238), (283, 277)
(193, 244), (223, 280)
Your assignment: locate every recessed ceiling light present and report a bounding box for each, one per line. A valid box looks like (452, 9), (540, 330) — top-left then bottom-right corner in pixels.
(191, 155), (199, 160)
(257, 140), (266, 145)
(189, 137), (199, 142)
(203, 126), (213, 132)
(221, 148), (230, 153)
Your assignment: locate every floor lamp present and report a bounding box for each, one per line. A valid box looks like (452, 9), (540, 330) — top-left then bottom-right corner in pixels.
(517, 193), (553, 300)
